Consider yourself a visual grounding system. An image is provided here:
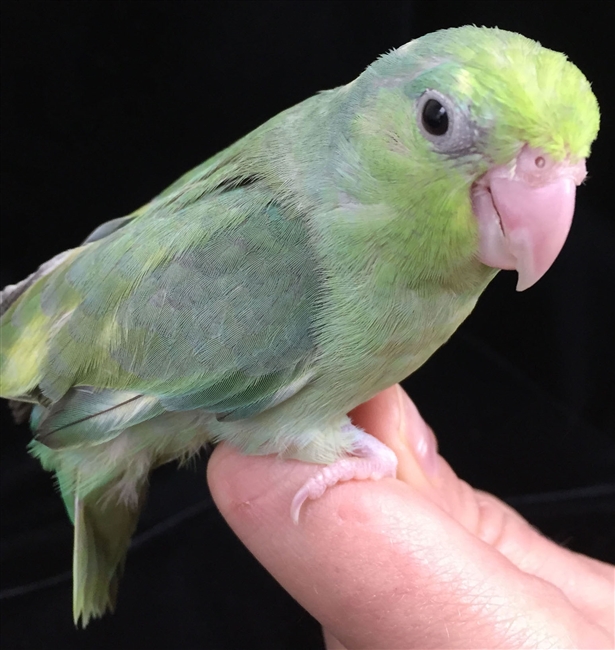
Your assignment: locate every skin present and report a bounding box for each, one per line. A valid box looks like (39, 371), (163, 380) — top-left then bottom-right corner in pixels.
(209, 386), (614, 649)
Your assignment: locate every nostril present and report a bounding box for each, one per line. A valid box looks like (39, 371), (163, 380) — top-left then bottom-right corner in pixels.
(535, 156), (546, 168)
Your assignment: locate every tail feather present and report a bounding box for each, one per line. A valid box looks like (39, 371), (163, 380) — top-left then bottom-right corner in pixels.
(26, 411), (208, 626)
(72, 482), (147, 627)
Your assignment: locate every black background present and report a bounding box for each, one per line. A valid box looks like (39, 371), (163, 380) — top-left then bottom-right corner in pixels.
(1, 2), (613, 649)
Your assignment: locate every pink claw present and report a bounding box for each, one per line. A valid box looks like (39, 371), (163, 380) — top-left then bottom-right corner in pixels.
(290, 428), (398, 523)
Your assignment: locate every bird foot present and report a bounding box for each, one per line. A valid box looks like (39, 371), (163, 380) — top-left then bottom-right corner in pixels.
(290, 427), (398, 523)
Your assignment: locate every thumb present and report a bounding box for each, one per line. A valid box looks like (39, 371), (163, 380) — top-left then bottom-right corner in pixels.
(349, 385), (462, 518)
(349, 385), (440, 489)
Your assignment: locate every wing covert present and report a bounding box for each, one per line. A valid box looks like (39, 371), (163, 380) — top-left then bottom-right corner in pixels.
(2, 183), (321, 422)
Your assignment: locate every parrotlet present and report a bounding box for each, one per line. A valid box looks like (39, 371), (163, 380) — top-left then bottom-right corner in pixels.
(0, 26), (600, 626)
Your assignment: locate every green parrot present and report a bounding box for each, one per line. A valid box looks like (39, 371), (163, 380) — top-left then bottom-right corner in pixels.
(0, 26), (599, 626)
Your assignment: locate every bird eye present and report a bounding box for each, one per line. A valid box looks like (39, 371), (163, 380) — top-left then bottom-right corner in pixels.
(422, 99), (449, 136)
(416, 90), (474, 154)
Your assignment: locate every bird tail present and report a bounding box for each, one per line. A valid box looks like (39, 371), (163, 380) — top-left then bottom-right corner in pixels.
(71, 480), (147, 627)
(29, 436), (149, 627)
(27, 408), (207, 626)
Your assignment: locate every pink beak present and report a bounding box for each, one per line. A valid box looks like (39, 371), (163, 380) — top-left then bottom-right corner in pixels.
(472, 145), (587, 291)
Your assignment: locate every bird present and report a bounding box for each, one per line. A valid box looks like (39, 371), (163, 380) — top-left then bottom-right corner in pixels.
(0, 26), (600, 626)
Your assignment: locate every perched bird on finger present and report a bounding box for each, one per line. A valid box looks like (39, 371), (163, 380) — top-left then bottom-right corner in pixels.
(0, 25), (599, 626)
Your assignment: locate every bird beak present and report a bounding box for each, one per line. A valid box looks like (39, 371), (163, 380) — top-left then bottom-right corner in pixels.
(472, 145), (587, 291)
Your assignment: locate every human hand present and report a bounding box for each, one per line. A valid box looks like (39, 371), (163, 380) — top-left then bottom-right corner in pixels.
(207, 385), (614, 649)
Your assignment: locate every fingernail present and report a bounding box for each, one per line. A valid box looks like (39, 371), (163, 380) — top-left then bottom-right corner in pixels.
(398, 386), (439, 476)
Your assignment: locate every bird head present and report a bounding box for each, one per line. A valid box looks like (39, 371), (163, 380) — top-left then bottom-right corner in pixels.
(347, 26), (600, 290)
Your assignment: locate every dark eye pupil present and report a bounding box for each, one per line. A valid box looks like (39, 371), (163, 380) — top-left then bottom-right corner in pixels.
(422, 99), (449, 136)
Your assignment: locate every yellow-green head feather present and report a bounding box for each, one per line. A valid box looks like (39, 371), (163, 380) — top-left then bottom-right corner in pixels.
(338, 26), (599, 289)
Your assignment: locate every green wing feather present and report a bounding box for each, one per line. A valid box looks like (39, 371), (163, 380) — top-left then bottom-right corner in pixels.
(1, 179), (321, 442)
